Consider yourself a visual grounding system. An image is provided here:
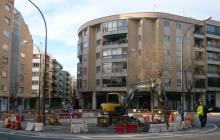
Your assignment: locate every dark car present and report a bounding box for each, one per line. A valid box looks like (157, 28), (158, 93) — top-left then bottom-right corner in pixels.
(207, 106), (220, 113)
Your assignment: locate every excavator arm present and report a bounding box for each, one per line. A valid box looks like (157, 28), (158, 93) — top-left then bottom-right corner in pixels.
(121, 78), (167, 111)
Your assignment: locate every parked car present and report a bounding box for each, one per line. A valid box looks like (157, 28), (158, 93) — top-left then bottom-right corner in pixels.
(207, 106), (220, 113)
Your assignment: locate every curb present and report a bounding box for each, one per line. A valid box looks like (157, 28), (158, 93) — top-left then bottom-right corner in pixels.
(208, 113), (220, 117)
(0, 124), (217, 139)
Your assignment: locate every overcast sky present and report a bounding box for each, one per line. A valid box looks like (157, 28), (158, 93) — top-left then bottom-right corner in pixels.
(15, 0), (220, 77)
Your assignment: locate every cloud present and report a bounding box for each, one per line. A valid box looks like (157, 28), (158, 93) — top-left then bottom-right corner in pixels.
(15, 0), (220, 76)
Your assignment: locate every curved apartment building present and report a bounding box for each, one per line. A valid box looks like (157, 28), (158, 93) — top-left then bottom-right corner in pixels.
(77, 12), (220, 110)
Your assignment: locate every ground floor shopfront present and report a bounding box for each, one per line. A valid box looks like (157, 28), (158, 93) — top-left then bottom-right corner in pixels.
(0, 96), (30, 112)
(79, 91), (220, 111)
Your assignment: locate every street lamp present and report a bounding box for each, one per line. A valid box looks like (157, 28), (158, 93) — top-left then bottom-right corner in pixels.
(181, 17), (212, 118)
(27, 0), (47, 126)
(22, 40), (42, 115)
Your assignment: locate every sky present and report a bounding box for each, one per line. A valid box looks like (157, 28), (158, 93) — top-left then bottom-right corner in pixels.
(14, 0), (220, 77)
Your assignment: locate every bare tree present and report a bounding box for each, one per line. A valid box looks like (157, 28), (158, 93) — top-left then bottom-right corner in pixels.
(10, 83), (19, 112)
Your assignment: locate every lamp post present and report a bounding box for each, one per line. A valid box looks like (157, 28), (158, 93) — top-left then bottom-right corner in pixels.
(22, 40), (42, 115)
(27, 0), (47, 126)
(181, 17), (212, 118)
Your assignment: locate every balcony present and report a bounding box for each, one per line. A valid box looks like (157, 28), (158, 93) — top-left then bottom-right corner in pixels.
(208, 72), (220, 77)
(103, 27), (128, 36)
(194, 45), (205, 52)
(207, 57), (220, 65)
(206, 31), (220, 39)
(194, 31), (204, 39)
(207, 45), (220, 53)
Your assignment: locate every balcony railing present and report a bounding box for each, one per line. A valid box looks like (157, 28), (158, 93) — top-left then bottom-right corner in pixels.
(208, 57), (220, 61)
(194, 31), (204, 35)
(103, 40), (128, 46)
(207, 45), (220, 49)
(206, 31), (220, 36)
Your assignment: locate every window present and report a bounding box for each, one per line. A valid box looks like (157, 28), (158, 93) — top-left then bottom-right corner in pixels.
(83, 67), (87, 75)
(4, 17), (10, 25)
(103, 63), (111, 73)
(176, 23), (181, 30)
(103, 19), (127, 32)
(164, 20), (170, 28)
(1, 71), (7, 78)
(5, 4), (11, 11)
(32, 63), (39, 67)
(176, 36), (181, 45)
(96, 39), (101, 46)
(20, 75), (24, 81)
(112, 62), (127, 73)
(164, 34), (170, 42)
(206, 24), (215, 33)
(208, 77), (220, 87)
(96, 25), (101, 32)
(102, 48), (127, 59)
(112, 21), (117, 30)
(20, 87), (24, 94)
(1, 85), (7, 92)
(195, 79), (205, 88)
(208, 65), (218, 73)
(102, 76), (126, 87)
(32, 80), (39, 85)
(177, 79), (181, 86)
(3, 43), (9, 51)
(3, 30), (10, 38)
(96, 52), (101, 59)
(96, 79), (100, 86)
(82, 80), (87, 87)
(32, 72), (39, 76)
(96, 66), (101, 73)
(207, 40), (212, 46)
(2, 57), (8, 64)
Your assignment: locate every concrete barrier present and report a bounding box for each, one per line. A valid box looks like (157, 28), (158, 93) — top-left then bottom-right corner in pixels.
(26, 122), (44, 132)
(149, 123), (167, 133)
(71, 123), (88, 133)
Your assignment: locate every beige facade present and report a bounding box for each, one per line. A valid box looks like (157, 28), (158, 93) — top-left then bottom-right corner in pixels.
(0, 0), (33, 112)
(77, 12), (220, 110)
(0, 0), (14, 111)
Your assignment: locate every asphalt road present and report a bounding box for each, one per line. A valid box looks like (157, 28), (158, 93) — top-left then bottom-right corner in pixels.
(0, 116), (220, 140)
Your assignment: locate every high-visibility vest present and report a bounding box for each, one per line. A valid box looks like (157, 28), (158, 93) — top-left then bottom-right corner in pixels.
(197, 105), (204, 116)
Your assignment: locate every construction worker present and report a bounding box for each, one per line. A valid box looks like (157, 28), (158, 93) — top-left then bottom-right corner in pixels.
(197, 102), (204, 128)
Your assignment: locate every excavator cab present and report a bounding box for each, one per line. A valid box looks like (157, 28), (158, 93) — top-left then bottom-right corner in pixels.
(100, 93), (125, 116)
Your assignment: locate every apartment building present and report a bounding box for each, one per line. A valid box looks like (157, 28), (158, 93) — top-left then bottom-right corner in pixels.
(0, 0), (33, 112)
(31, 48), (43, 108)
(61, 71), (71, 105)
(32, 52), (67, 108)
(50, 59), (63, 107)
(77, 12), (220, 111)
(0, 0), (14, 112)
(15, 10), (33, 110)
